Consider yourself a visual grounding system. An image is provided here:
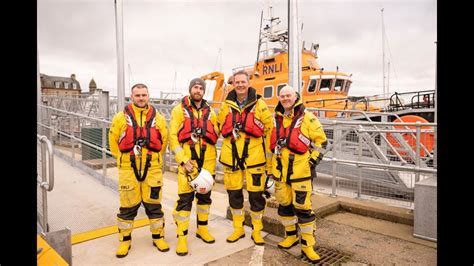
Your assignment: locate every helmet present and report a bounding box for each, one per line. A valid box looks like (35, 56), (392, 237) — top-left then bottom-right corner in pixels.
(188, 168), (214, 194)
(265, 177), (275, 196)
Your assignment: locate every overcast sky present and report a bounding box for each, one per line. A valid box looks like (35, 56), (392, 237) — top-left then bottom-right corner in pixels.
(38, 0), (436, 99)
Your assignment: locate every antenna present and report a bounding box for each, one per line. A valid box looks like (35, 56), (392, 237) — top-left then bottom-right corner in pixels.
(381, 8), (386, 96)
(387, 61), (390, 94)
(255, 10), (264, 75)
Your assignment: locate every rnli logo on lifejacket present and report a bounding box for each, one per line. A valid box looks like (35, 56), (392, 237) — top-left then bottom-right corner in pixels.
(254, 118), (264, 130)
(298, 134), (310, 146)
(262, 63), (283, 75)
(120, 185), (131, 190)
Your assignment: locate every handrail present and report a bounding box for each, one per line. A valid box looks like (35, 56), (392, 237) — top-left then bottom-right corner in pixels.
(38, 134), (55, 192)
(37, 134), (54, 233)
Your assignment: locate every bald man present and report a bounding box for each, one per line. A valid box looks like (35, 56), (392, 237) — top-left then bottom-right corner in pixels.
(269, 85), (327, 263)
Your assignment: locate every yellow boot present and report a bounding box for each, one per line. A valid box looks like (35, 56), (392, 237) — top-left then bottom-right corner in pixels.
(278, 216), (299, 249)
(196, 205), (215, 243)
(150, 218), (169, 252)
(176, 234), (188, 256)
(299, 221), (321, 263)
(250, 211), (265, 245)
(174, 210), (190, 256)
(226, 208), (245, 243)
(116, 218), (133, 258)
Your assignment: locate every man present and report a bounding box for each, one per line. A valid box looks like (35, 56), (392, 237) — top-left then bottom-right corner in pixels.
(108, 83), (169, 258)
(269, 85), (327, 263)
(217, 70), (274, 245)
(169, 78), (219, 256)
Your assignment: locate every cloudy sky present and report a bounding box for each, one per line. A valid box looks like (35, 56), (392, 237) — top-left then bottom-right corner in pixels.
(38, 0), (436, 99)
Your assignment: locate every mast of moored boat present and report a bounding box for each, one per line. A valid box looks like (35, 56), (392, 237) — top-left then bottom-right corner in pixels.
(288, 0), (302, 93)
(381, 8), (386, 98)
(114, 0), (125, 111)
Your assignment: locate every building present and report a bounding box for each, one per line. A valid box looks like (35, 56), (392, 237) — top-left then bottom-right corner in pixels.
(40, 73), (82, 96)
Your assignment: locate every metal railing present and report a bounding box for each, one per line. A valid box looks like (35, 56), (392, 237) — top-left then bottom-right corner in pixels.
(37, 135), (55, 233)
(38, 101), (436, 209)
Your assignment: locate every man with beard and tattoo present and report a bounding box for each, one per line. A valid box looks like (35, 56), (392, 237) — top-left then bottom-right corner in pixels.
(169, 78), (220, 256)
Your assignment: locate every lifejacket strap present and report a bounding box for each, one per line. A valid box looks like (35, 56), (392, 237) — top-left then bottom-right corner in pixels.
(286, 153), (295, 184)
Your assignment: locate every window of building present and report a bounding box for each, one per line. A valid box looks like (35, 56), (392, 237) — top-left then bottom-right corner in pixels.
(64, 82), (69, 89)
(319, 79), (331, 92)
(263, 86), (274, 98)
(334, 79), (344, 92)
(307, 79), (317, 93)
(55, 81), (61, 88)
(72, 83), (77, 89)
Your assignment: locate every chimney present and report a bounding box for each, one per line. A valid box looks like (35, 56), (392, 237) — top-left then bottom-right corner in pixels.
(71, 74), (76, 80)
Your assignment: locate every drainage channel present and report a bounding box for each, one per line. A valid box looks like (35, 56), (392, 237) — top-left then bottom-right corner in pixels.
(310, 246), (352, 265)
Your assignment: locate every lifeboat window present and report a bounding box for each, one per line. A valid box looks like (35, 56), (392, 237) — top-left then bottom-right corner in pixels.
(345, 80), (351, 92)
(263, 86), (274, 98)
(308, 79), (317, 93)
(319, 79), (331, 92)
(277, 84), (287, 96)
(334, 79), (344, 92)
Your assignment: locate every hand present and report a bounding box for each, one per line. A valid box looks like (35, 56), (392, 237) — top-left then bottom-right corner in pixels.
(183, 160), (194, 173)
(263, 190), (271, 199)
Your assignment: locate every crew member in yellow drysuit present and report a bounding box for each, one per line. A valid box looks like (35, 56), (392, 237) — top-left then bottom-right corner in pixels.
(109, 83), (169, 258)
(269, 85), (327, 263)
(217, 70), (274, 245)
(169, 78), (220, 256)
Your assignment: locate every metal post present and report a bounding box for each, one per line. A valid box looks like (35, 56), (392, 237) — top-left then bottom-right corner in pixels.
(331, 122), (338, 197)
(114, 0), (125, 111)
(357, 130), (362, 199)
(288, 0), (301, 93)
(102, 121), (107, 181)
(41, 141), (49, 232)
(415, 122), (421, 182)
(99, 90), (110, 120)
(70, 116), (75, 164)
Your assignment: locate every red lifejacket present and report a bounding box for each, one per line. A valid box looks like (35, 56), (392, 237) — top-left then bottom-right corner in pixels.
(118, 104), (163, 152)
(221, 103), (265, 138)
(177, 97), (218, 145)
(270, 108), (311, 155)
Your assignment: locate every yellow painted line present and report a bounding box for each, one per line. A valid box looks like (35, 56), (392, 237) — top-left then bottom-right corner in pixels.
(71, 218), (150, 245)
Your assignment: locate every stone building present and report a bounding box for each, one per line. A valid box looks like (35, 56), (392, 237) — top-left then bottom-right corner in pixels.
(40, 73), (82, 96)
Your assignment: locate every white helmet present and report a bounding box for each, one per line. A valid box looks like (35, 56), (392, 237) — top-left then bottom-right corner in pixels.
(188, 168), (214, 194)
(265, 177), (275, 196)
